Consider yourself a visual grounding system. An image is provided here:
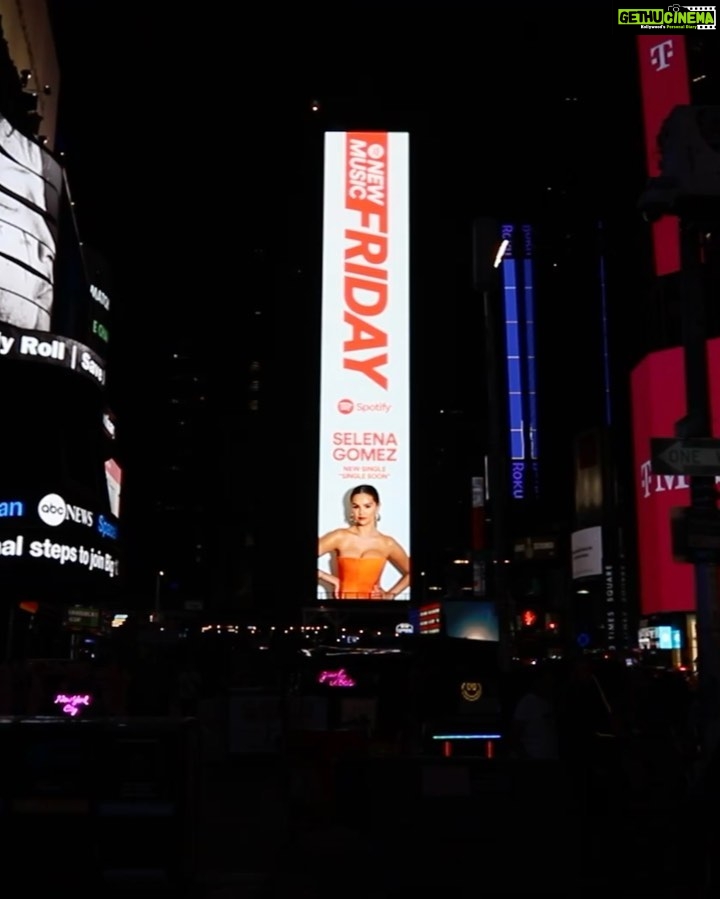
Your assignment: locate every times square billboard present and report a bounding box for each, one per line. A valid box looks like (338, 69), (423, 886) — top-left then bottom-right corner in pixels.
(636, 34), (690, 277)
(631, 340), (720, 615)
(317, 132), (411, 601)
(0, 116), (119, 593)
(0, 114), (107, 383)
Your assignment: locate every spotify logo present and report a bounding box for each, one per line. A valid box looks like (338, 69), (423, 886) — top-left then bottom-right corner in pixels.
(38, 493), (67, 527)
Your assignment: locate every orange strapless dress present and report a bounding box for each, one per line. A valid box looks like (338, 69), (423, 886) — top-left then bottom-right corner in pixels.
(337, 557), (385, 599)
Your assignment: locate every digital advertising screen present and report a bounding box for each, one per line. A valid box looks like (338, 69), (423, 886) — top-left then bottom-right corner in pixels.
(317, 131), (410, 601)
(631, 338), (720, 614)
(499, 223), (539, 501)
(0, 486), (120, 588)
(636, 35), (690, 277)
(104, 458), (122, 519)
(82, 245), (112, 361)
(0, 115), (106, 386)
(443, 601), (499, 642)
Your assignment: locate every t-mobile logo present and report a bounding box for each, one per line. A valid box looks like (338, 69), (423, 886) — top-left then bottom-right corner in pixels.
(640, 460), (690, 498)
(650, 40), (674, 72)
(640, 459), (720, 498)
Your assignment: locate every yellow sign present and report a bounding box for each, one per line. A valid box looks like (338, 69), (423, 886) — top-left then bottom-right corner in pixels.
(460, 681), (482, 702)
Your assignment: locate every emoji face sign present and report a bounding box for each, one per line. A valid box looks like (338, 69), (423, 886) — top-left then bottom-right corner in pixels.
(460, 681), (482, 702)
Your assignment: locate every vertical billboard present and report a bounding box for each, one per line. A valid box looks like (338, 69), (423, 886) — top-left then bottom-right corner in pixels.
(637, 35), (690, 276)
(0, 115), (106, 385)
(631, 339), (720, 614)
(317, 132), (410, 601)
(104, 458), (122, 519)
(500, 223), (539, 500)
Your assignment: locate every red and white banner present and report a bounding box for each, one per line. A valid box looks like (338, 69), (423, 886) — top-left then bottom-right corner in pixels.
(318, 131), (410, 599)
(631, 339), (720, 614)
(637, 35), (690, 276)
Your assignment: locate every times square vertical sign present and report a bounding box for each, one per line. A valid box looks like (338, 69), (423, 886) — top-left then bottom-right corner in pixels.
(318, 132), (410, 599)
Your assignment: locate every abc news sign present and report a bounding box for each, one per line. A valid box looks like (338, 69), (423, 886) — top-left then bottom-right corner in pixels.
(0, 492), (119, 579)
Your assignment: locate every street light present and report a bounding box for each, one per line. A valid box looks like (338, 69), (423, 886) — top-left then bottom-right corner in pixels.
(493, 239), (509, 269)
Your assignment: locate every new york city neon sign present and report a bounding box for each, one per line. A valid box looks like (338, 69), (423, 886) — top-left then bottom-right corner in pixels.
(54, 694), (92, 717)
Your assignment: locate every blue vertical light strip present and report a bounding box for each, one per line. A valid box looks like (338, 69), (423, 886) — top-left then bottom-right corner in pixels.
(502, 256), (525, 460)
(598, 222), (612, 425)
(523, 258), (539, 461)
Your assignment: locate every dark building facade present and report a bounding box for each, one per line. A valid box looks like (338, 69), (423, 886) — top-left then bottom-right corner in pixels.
(0, 4), (122, 659)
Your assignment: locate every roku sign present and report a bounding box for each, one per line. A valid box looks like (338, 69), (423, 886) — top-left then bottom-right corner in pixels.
(511, 462), (525, 499)
(631, 339), (720, 614)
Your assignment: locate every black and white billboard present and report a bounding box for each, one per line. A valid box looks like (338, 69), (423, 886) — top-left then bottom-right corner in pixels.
(0, 115), (106, 385)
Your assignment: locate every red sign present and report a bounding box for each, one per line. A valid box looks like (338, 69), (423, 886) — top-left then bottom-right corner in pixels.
(631, 340), (720, 614)
(636, 35), (690, 276)
(419, 604), (441, 634)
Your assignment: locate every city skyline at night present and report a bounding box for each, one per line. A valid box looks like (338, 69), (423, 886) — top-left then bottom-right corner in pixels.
(3, 8), (720, 892)
(15, 4), (715, 633)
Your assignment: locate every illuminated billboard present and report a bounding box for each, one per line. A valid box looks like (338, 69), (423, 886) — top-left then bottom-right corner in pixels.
(444, 601), (499, 642)
(82, 246), (113, 361)
(0, 115), (106, 385)
(317, 132), (410, 601)
(500, 223), (539, 500)
(636, 35), (690, 277)
(631, 339), (720, 614)
(0, 488), (120, 582)
(104, 458), (122, 519)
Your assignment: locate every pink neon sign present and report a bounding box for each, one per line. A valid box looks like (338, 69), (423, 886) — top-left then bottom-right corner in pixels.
(317, 669), (356, 688)
(54, 694), (92, 717)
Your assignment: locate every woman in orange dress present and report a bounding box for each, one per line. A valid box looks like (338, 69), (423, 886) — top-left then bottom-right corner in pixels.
(317, 484), (410, 600)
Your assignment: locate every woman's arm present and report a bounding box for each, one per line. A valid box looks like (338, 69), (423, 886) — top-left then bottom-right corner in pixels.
(382, 539), (410, 599)
(317, 568), (340, 594)
(318, 530), (341, 597)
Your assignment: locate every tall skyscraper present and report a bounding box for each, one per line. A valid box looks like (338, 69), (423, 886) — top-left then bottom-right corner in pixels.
(627, 33), (720, 663)
(0, 3), (122, 659)
(0, 0), (59, 148)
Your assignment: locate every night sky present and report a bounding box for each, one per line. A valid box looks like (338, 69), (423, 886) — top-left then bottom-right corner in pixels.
(46, 2), (638, 393)
(44, 4), (651, 599)
(47, 4), (631, 297)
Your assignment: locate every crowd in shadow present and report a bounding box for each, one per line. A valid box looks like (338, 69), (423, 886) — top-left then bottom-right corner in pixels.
(506, 657), (702, 802)
(0, 644), (204, 717)
(2, 643), (719, 894)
